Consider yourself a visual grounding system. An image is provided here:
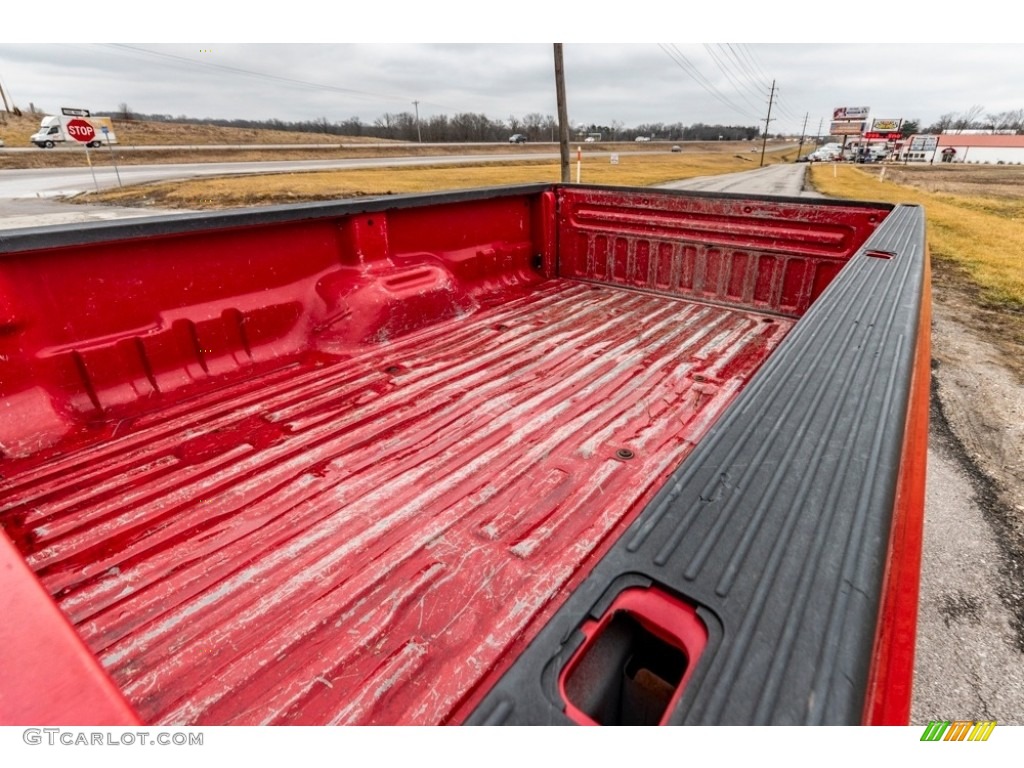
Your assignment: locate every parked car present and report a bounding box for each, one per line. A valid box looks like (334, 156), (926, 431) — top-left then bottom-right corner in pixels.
(856, 148), (888, 163)
(808, 148), (839, 162)
(635, 136), (651, 142)
(508, 134), (527, 144)
(806, 143), (844, 162)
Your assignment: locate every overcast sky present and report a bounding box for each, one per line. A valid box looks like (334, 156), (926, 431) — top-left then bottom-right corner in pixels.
(3, 10), (1020, 136)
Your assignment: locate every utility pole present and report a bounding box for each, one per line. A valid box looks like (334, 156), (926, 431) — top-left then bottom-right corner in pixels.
(554, 44), (570, 183)
(759, 79), (776, 168)
(0, 78), (11, 113)
(796, 112), (809, 160)
(816, 118), (823, 147)
(557, 45), (573, 183)
(412, 100), (422, 143)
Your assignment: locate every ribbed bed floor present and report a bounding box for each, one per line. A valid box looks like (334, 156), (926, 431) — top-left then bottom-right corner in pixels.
(0, 278), (793, 725)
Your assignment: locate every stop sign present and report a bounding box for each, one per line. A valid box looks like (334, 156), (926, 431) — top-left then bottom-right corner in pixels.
(66, 118), (96, 144)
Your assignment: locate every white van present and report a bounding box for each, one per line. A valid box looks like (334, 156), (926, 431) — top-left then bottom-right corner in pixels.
(30, 115), (118, 148)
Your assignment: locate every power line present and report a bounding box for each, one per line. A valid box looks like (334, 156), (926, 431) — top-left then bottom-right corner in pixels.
(725, 44), (770, 92)
(734, 45), (803, 126)
(683, 43), (805, 134)
(733, 44), (803, 128)
(709, 44), (770, 107)
(709, 44), (802, 133)
(104, 44), (401, 102)
(772, 91), (802, 123)
(659, 44), (761, 122)
(100, 44), (452, 112)
(737, 45), (774, 88)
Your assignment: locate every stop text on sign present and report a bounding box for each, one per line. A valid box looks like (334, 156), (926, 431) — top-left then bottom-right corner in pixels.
(66, 119), (95, 143)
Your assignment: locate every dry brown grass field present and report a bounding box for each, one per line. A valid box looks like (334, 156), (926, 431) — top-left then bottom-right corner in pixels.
(875, 164), (1024, 200)
(83, 148), (792, 209)
(0, 112), (372, 148)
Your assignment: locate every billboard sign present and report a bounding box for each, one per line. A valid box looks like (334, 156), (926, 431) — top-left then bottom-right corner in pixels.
(830, 121), (866, 136)
(833, 106), (870, 120)
(871, 118), (902, 132)
(910, 135), (939, 152)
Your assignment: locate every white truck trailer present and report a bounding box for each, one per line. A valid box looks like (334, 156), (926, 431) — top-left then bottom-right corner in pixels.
(30, 114), (118, 148)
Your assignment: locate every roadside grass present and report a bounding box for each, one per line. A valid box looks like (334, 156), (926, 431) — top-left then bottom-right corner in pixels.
(877, 165), (1024, 202)
(81, 150), (791, 209)
(808, 164), (1024, 310)
(1, 143), (769, 171)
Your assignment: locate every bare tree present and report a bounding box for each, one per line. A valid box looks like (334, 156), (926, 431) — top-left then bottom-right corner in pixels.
(374, 113), (396, 139)
(637, 122), (666, 139)
(985, 109), (1024, 131)
(338, 116), (362, 137)
(521, 112), (545, 141)
(932, 112), (957, 133)
(425, 114), (449, 142)
(952, 104), (984, 131)
(542, 114), (558, 142)
(1008, 109), (1024, 132)
(391, 111), (418, 142)
(117, 102), (134, 121)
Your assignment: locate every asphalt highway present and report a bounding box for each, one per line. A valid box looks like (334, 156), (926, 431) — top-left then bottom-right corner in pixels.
(0, 153), (549, 201)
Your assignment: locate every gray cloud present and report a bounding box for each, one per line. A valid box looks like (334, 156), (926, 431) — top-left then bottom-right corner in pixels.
(2, 43), (1022, 135)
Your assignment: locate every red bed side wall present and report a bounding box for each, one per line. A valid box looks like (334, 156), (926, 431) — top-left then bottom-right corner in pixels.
(556, 187), (888, 317)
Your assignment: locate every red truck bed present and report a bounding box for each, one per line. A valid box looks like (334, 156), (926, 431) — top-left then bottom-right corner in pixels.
(0, 185), (927, 725)
(4, 280), (791, 725)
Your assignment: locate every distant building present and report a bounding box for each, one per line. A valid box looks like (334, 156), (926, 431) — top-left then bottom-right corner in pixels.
(898, 133), (1024, 164)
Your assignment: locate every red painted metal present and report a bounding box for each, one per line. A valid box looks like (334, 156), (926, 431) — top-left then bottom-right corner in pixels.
(2, 281), (791, 725)
(0, 532), (139, 725)
(558, 587), (709, 726)
(862, 249), (931, 725)
(0, 194), (546, 458)
(557, 187), (886, 316)
(0, 187), (877, 725)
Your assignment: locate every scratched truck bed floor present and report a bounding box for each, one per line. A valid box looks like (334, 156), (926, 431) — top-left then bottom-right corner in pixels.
(1, 279), (793, 725)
